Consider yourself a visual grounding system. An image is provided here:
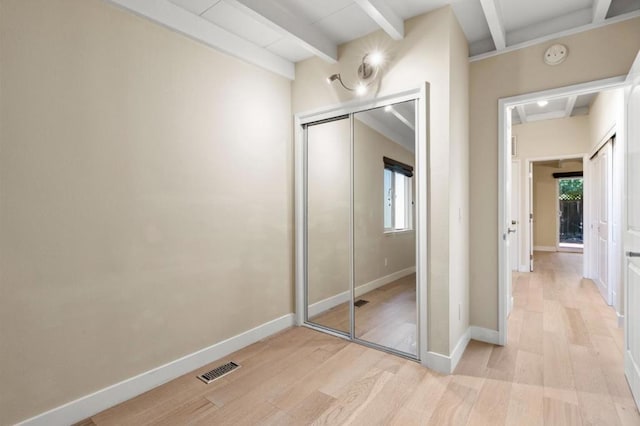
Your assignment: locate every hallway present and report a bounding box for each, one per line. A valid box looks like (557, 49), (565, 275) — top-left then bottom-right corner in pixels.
(455, 251), (638, 425)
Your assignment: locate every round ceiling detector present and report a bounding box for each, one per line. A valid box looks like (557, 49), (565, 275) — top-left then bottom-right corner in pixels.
(544, 44), (568, 65)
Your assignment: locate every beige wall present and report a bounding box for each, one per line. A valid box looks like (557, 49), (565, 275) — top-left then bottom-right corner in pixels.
(512, 115), (590, 264)
(448, 15), (470, 353)
(532, 160), (583, 248)
(470, 18), (640, 330)
(293, 6), (469, 355)
(590, 88), (624, 151)
(0, 1), (293, 424)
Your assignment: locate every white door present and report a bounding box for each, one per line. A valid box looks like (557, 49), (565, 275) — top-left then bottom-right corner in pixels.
(624, 55), (640, 410)
(503, 107), (514, 325)
(593, 142), (612, 303)
(511, 160), (521, 272)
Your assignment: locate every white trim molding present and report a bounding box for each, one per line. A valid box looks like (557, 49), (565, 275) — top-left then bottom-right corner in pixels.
(470, 326), (501, 345)
(423, 328), (471, 374)
(17, 314), (296, 426)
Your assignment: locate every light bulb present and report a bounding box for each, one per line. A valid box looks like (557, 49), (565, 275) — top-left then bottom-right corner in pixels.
(356, 83), (367, 96)
(368, 51), (384, 66)
(537, 100), (549, 107)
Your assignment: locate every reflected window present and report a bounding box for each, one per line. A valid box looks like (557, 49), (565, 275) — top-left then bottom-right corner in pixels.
(383, 156), (413, 232)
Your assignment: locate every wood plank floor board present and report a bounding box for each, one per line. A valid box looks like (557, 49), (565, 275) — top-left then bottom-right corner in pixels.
(505, 383), (544, 426)
(78, 252), (639, 426)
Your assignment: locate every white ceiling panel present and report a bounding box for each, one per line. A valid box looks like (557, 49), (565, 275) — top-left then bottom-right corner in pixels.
(313, 3), (380, 44)
(272, 0), (353, 24)
(451, 0), (492, 43)
(607, 0), (640, 17)
(574, 93), (597, 108)
(202, 0), (283, 47)
(506, 7), (592, 45)
(170, 0), (220, 15)
(385, 0), (449, 20)
(500, 0), (592, 31)
(265, 37), (315, 62)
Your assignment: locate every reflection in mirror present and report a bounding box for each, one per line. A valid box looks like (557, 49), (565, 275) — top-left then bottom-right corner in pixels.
(306, 117), (351, 334)
(354, 100), (417, 356)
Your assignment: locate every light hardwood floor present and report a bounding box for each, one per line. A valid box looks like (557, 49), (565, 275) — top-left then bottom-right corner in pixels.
(310, 273), (417, 355)
(77, 252), (640, 425)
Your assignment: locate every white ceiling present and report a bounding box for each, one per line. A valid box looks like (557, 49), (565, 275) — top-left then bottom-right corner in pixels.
(109, 0), (640, 79)
(512, 92), (597, 125)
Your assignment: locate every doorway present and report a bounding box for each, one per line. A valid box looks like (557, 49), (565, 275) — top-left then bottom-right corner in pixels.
(498, 76), (627, 345)
(557, 176), (584, 251)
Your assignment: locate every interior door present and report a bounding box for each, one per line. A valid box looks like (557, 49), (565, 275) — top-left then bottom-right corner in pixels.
(504, 108), (514, 320)
(510, 160), (520, 272)
(624, 58), (640, 410)
(593, 142), (612, 303)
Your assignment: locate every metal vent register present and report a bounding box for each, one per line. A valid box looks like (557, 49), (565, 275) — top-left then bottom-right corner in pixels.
(197, 361), (240, 384)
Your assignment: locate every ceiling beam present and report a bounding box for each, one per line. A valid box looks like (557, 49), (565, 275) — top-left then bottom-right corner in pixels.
(386, 106), (415, 130)
(227, 0), (337, 63)
(479, 0), (507, 50)
(564, 95), (578, 117)
(592, 0), (612, 23)
(516, 105), (527, 123)
(353, 0), (404, 40)
(105, 0), (294, 79)
(526, 110), (567, 122)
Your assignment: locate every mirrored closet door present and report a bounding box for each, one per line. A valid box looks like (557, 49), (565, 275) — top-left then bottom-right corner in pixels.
(305, 116), (351, 335)
(354, 100), (417, 357)
(300, 93), (421, 360)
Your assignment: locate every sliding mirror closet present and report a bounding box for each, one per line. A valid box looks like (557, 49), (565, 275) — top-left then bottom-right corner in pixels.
(296, 89), (426, 360)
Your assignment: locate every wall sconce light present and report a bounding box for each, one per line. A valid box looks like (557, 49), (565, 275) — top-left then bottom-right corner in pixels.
(327, 51), (384, 96)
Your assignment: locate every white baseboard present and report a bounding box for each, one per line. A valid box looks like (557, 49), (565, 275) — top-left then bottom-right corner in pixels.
(355, 266), (415, 297)
(450, 328), (471, 372)
(518, 265), (530, 273)
(470, 326), (501, 345)
(422, 328), (470, 375)
(17, 314), (296, 426)
(307, 267), (416, 318)
(533, 245), (556, 252)
(307, 291), (350, 318)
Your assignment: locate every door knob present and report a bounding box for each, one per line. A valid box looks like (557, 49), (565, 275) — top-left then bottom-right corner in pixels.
(627, 251), (640, 258)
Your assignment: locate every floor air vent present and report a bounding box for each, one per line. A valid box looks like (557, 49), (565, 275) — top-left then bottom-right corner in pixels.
(197, 361), (240, 384)
(354, 299), (369, 307)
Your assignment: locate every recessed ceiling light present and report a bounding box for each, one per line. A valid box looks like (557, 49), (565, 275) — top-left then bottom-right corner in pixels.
(355, 83), (367, 96)
(537, 100), (549, 107)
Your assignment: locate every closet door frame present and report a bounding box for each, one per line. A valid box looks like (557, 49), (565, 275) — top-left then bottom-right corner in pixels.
(294, 85), (429, 362)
